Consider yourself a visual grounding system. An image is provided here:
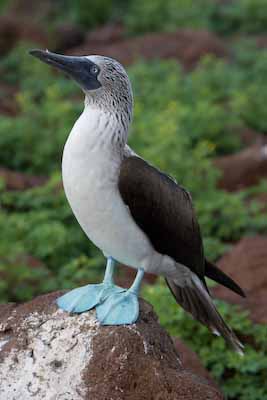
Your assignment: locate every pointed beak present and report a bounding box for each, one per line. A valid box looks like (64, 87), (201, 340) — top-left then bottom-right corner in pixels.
(29, 49), (101, 91)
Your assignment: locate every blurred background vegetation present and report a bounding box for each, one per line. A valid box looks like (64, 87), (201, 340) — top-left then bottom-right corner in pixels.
(0, 0), (267, 398)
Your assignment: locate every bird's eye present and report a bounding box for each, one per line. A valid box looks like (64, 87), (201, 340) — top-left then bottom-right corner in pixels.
(90, 65), (98, 75)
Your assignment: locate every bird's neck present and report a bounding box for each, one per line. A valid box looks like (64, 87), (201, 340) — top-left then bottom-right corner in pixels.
(69, 103), (131, 157)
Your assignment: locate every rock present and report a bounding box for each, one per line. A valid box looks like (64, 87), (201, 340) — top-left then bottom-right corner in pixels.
(214, 143), (267, 191)
(54, 23), (86, 52)
(5, 0), (53, 23)
(0, 0), (52, 54)
(68, 29), (227, 70)
(256, 35), (267, 49)
(213, 236), (267, 324)
(0, 292), (223, 400)
(0, 15), (48, 50)
(0, 167), (47, 190)
(238, 127), (265, 146)
(86, 23), (124, 44)
(0, 16), (19, 56)
(173, 338), (219, 390)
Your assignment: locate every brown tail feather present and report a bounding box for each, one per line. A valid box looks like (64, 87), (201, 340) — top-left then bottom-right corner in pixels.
(205, 260), (245, 298)
(166, 274), (244, 355)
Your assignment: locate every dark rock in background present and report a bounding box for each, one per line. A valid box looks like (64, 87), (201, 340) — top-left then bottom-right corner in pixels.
(68, 29), (228, 70)
(256, 35), (267, 49)
(54, 23), (86, 53)
(0, 16), (19, 56)
(214, 236), (267, 324)
(238, 127), (265, 147)
(0, 167), (47, 190)
(0, 15), (48, 51)
(214, 142), (267, 191)
(86, 23), (124, 45)
(0, 167), (48, 190)
(0, 292), (223, 399)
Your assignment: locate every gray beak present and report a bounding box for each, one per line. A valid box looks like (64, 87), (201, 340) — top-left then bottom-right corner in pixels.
(29, 49), (101, 91)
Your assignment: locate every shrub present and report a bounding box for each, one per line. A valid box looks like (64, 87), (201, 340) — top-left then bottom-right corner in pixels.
(68, 0), (126, 29)
(212, 0), (267, 34)
(125, 0), (214, 34)
(0, 43), (82, 174)
(0, 174), (104, 302)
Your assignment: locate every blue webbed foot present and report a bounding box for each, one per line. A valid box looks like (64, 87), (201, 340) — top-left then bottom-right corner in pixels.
(96, 290), (139, 325)
(56, 283), (124, 313)
(56, 256), (144, 325)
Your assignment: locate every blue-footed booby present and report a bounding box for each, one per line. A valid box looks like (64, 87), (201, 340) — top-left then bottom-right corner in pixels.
(29, 49), (245, 353)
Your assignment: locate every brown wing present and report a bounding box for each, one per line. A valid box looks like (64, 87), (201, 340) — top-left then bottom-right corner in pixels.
(118, 156), (205, 279)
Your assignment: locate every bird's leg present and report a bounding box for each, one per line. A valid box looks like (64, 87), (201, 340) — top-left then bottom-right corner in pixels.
(128, 268), (145, 295)
(56, 257), (125, 313)
(96, 268), (145, 325)
(102, 257), (116, 285)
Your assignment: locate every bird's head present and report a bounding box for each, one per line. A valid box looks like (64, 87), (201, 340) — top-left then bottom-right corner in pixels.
(29, 49), (133, 117)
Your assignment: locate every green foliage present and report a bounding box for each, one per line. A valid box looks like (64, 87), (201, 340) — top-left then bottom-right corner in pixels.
(125, 0), (214, 34)
(143, 280), (267, 400)
(0, 44), (82, 174)
(0, 90), (79, 174)
(129, 58), (242, 157)
(232, 50), (267, 133)
(32, 0), (129, 31)
(0, 0), (8, 12)
(2, 0), (267, 36)
(212, 0), (267, 34)
(0, 174), (105, 302)
(0, 258), (55, 303)
(67, 0), (126, 29)
(124, 0), (267, 35)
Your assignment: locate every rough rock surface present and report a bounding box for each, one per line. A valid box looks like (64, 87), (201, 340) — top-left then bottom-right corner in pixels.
(215, 143), (267, 191)
(214, 236), (267, 324)
(68, 29), (227, 70)
(173, 338), (219, 390)
(0, 292), (223, 400)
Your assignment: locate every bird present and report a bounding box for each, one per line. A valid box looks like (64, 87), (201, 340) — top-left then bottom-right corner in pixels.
(29, 49), (245, 354)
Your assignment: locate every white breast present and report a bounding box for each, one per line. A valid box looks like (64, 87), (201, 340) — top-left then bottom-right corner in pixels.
(62, 107), (157, 271)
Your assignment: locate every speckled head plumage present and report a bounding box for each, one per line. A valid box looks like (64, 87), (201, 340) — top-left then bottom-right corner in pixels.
(29, 50), (133, 122)
(84, 55), (133, 117)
